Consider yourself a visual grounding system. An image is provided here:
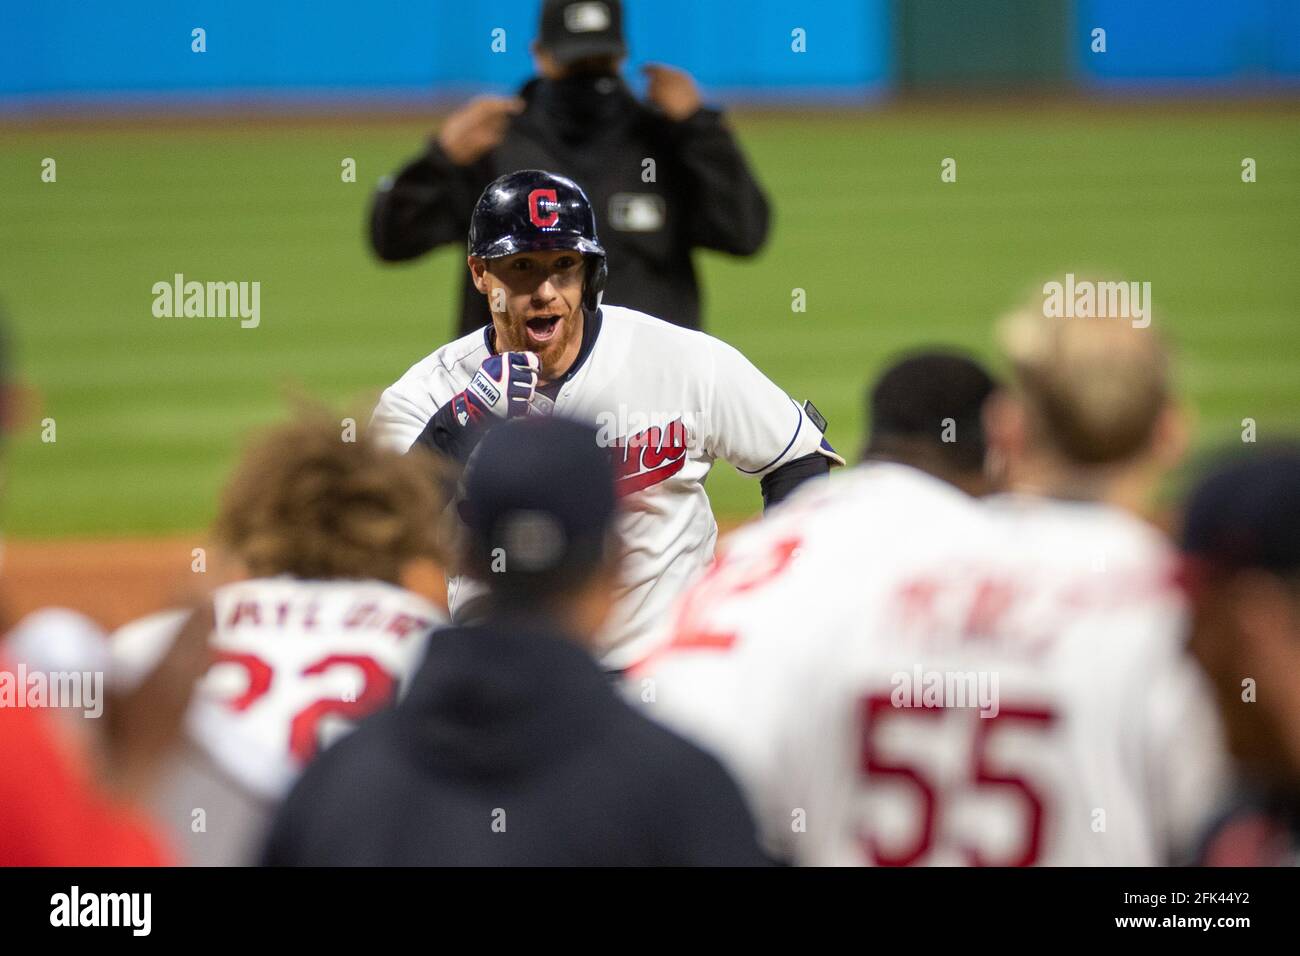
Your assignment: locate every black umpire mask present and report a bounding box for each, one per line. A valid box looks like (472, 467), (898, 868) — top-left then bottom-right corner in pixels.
(536, 71), (629, 143)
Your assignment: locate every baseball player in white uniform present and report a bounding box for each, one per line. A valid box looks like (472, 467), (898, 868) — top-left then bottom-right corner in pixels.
(634, 308), (1227, 866)
(110, 415), (452, 864)
(372, 170), (842, 669)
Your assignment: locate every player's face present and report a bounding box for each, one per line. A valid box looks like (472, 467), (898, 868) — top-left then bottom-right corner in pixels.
(471, 250), (586, 380)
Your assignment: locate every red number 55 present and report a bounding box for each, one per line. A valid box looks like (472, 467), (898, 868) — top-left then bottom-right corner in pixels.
(859, 694), (1056, 866)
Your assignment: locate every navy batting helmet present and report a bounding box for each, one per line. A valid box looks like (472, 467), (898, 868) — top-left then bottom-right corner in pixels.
(468, 170), (608, 312)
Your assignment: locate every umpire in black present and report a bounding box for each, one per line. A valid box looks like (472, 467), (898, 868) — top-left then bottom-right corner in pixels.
(370, 0), (770, 336)
(262, 416), (769, 866)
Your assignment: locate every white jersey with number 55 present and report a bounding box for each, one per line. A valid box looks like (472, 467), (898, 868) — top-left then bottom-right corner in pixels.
(635, 463), (1227, 866)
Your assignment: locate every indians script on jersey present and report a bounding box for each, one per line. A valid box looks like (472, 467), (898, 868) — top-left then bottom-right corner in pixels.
(372, 305), (841, 667)
(610, 418), (688, 494)
(635, 463), (1228, 866)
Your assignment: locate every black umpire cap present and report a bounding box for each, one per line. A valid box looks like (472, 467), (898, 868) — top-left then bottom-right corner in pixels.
(1181, 447), (1300, 576)
(538, 0), (627, 65)
(459, 417), (618, 596)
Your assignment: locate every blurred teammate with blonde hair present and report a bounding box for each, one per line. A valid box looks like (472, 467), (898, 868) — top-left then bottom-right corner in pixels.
(111, 411), (455, 865)
(977, 300), (1229, 861)
(984, 295), (1185, 517)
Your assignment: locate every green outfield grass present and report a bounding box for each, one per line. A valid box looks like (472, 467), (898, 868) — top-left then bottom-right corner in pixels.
(0, 105), (1297, 537)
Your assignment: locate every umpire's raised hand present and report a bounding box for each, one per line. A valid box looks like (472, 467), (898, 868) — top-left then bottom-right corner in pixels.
(437, 96), (526, 167)
(641, 63), (702, 121)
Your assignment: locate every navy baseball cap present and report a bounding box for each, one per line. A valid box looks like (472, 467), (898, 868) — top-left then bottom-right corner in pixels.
(1181, 448), (1300, 576)
(459, 417), (618, 589)
(538, 0), (626, 65)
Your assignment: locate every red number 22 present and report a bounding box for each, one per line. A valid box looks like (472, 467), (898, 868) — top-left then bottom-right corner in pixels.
(208, 651), (394, 763)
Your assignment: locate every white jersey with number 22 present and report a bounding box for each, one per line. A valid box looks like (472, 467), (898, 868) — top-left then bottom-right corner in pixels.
(112, 576), (446, 802)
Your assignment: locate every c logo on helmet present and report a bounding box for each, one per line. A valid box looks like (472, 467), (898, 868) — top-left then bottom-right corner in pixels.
(527, 188), (560, 228)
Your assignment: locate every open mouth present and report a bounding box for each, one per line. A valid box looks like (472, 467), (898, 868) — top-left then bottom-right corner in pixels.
(524, 314), (562, 345)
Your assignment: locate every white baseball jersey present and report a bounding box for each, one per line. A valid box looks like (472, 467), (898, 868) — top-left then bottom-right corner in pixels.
(371, 304), (841, 668)
(635, 464), (1227, 866)
(112, 577), (446, 803)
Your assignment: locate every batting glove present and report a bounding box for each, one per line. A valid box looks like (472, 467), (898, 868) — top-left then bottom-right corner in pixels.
(452, 351), (539, 425)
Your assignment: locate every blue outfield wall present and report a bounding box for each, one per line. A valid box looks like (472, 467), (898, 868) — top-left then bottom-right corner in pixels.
(1073, 0), (1300, 87)
(0, 0), (892, 109)
(1, 0), (1297, 113)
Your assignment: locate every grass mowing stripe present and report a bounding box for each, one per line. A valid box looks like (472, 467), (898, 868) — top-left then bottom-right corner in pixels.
(1, 108), (1296, 536)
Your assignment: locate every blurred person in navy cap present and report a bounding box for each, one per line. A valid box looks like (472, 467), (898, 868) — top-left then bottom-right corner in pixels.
(262, 416), (769, 866)
(369, 0), (770, 337)
(1181, 447), (1300, 866)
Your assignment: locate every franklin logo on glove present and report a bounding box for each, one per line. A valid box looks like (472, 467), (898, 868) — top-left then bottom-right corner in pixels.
(449, 351), (541, 429)
(469, 372), (502, 408)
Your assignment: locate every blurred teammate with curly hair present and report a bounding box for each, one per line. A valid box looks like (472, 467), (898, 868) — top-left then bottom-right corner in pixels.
(111, 410), (456, 865)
